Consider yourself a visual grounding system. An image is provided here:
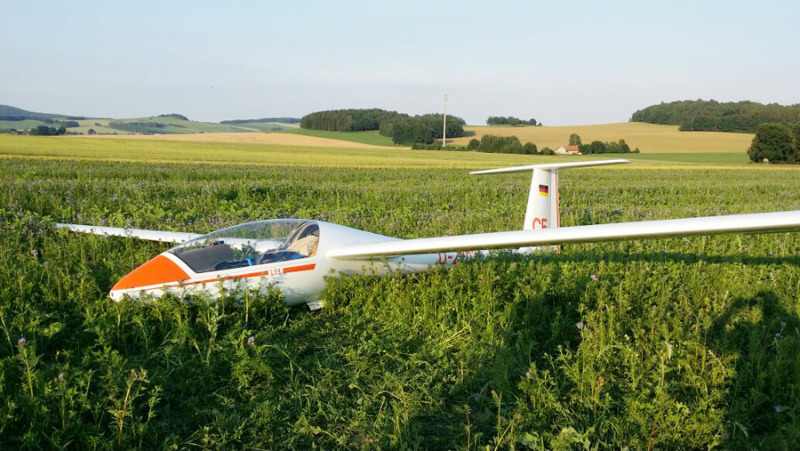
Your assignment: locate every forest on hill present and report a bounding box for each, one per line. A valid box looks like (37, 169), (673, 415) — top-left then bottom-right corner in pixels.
(631, 100), (800, 133)
(300, 108), (466, 145)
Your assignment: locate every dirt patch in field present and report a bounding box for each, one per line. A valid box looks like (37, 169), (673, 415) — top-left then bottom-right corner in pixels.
(86, 132), (392, 149)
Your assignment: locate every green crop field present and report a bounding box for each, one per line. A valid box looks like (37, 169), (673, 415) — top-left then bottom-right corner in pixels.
(1, 137), (800, 449)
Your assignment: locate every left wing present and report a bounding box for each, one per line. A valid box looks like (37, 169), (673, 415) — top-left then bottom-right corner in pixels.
(56, 223), (201, 244)
(328, 210), (800, 259)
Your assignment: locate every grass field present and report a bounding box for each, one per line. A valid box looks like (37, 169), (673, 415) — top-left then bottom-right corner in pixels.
(451, 122), (755, 154)
(1, 138), (800, 449)
(283, 128), (400, 147)
(224, 121), (300, 132)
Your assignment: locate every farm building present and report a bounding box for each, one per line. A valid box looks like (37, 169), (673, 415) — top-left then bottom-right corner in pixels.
(555, 145), (581, 155)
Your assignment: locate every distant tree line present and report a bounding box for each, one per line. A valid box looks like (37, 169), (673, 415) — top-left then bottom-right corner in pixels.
(300, 109), (405, 132)
(30, 125), (67, 136)
(569, 133), (638, 154)
(579, 140), (636, 154)
(221, 117), (301, 125)
(631, 99), (800, 133)
(486, 116), (540, 126)
(0, 117), (81, 127)
(748, 122), (800, 163)
(108, 121), (169, 134)
(464, 135), (538, 154)
(300, 108), (467, 145)
(379, 114), (466, 145)
(158, 113), (189, 121)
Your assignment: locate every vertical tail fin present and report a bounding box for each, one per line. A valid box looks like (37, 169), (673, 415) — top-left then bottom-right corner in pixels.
(471, 159), (629, 234)
(525, 168), (559, 231)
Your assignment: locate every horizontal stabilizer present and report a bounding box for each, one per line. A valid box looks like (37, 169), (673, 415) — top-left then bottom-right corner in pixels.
(469, 159), (629, 175)
(56, 224), (201, 244)
(328, 210), (800, 259)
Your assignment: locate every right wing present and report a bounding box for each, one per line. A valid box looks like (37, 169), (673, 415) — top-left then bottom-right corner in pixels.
(328, 210), (800, 259)
(56, 223), (202, 244)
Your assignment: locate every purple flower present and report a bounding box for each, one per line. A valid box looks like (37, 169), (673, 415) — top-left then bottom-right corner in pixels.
(17, 337), (26, 348)
(247, 336), (255, 346)
(576, 321), (586, 330)
(775, 333), (783, 340)
(774, 405), (784, 413)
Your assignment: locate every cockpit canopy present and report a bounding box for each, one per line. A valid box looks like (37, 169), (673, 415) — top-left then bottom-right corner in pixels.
(169, 219), (319, 273)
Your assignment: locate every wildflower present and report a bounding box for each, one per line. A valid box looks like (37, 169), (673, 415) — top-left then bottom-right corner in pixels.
(775, 333), (783, 340)
(30, 249), (38, 257)
(576, 321), (585, 330)
(57, 372), (66, 382)
(17, 337), (26, 348)
(769, 250), (774, 256)
(525, 371), (532, 379)
(590, 274), (599, 282)
(247, 336), (256, 346)
(774, 405), (784, 413)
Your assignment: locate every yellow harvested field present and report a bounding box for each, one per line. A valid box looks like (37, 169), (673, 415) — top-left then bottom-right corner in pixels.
(84, 132), (392, 149)
(450, 122), (754, 153)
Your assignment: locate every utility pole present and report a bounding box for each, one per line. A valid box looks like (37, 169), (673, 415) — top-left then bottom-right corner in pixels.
(442, 94), (447, 146)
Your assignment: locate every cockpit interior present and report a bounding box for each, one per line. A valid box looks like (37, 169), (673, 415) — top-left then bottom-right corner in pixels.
(169, 220), (319, 273)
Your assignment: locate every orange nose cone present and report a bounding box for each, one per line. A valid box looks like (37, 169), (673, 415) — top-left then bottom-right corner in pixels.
(112, 254), (189, 291)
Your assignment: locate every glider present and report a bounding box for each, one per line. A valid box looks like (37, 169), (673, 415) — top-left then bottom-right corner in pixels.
(58, 159), (800, 309)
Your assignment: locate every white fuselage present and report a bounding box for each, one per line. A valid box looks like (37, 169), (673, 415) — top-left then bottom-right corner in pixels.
(109, 221), (476, 307)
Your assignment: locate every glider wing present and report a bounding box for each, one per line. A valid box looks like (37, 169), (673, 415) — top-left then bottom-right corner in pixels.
(56, 223), (201, 244)
(328, 210), (800, 259)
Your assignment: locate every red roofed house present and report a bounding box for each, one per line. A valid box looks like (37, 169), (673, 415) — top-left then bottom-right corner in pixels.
(555, 145), (581, 155)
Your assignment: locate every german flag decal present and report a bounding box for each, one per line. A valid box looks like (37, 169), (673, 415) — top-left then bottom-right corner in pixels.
(538, 185), (549, 196)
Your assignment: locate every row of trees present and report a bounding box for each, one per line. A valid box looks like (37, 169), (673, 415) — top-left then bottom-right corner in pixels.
(486, 116), (540, 126)
(300, 109), (467, 144)
(158, 113), (189, 121)
(107, 121), (168, 134)
(579, 140), (636, 154)
(569, 133), (639, 154)
(30, 125), (67, 136)
(631, 99), (800, 133)
(748, 122), (800, 163)
(300, 109), (404, 132)
(379, 114), (466, 145)
(465, 135), (539, 154)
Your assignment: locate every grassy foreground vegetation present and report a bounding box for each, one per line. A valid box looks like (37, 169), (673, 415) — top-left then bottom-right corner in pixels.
(1, 139), (800, 448)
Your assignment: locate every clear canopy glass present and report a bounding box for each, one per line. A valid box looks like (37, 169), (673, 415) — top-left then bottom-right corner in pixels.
(169, 219), (319, 273)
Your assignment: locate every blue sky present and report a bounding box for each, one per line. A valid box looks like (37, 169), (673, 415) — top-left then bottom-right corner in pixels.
(2, 0), (799, 125)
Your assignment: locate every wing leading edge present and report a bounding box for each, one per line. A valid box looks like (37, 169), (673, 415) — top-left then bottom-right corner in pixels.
(56, 223), (201, 244)
(328, 210), (800, 260)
